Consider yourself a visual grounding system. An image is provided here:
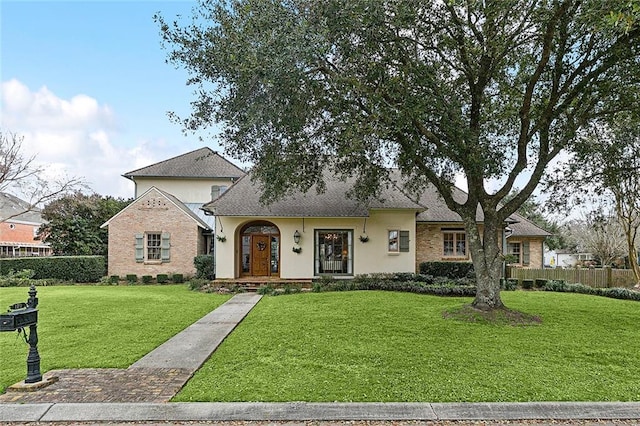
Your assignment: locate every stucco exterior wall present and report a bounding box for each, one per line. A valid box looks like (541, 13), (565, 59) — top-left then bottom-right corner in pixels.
(107, 191), (206, 277)
(416, 222), (545, 270)
(215, 210), (417, 279)
(133, 177), (237, 203)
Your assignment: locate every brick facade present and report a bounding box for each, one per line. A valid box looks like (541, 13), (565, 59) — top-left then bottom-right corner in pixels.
(0, 221), (51, 257)
(416, 223), (545, 271)
(106, 191), (207, 277)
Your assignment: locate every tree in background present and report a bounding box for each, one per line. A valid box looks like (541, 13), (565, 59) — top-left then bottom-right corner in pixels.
(0, 130), (83, 221)
(158, 1), (640, 311)
(502, 189), (567, 251)
(38, 193), (131, 256)
(564, 208), (627, 267)
(547, 116), (640, 284)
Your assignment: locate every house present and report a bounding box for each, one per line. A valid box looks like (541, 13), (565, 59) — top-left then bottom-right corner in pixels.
(0, 193), (51, 257)
(203, 170), (550, 280)
(104, 147), (550, 279)
(101, 148), (245, 277)
(415, 187), (550, 271)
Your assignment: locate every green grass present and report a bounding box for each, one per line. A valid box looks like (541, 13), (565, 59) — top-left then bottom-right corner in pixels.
(0, 285), (230, 393)
(175, 290), (640, 402)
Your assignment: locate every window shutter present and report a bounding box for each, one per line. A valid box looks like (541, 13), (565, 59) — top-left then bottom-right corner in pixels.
(134, 234), (144, 262)
(522, 241), (530, 266)
(399, 231), (410, 252)
(161, 233), (171, 261)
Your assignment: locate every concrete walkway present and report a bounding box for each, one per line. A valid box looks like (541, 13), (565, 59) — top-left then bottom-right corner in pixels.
(2, 292), (640, 423)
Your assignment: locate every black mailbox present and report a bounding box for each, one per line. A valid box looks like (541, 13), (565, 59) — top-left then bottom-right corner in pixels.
(0, 308), (38, 332)
(1, 285), (42, 383)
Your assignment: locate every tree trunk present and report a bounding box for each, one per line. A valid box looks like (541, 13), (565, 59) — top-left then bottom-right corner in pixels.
(626, 235), (640, 287)
(463, 215), (505, 311)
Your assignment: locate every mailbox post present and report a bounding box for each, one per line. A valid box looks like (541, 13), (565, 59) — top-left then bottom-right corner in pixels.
(0, 284), (42, 384)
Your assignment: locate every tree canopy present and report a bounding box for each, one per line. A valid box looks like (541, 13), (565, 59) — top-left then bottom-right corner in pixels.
(157, 0), (640, 310)
(38, 193), (131, 256)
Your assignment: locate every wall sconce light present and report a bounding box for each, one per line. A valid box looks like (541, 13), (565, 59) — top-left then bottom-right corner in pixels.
(293, 230), (301, 244)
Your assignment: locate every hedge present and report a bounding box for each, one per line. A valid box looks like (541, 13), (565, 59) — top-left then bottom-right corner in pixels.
(0, 256), (106, 283)
(419, 261), (475, 279)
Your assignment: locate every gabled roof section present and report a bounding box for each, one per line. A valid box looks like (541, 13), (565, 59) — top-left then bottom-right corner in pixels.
(415, 184), (550, 237)
(204, 172), (425, 217)
(0, 192), (44, 224)
(123, 147), (246, 180)
(101, 187), (212, 230)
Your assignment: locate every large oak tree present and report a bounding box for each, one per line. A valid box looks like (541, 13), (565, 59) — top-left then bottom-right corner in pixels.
(157, 0), (640, 310)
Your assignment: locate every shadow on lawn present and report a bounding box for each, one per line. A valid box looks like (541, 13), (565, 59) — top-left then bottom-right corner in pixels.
(443, 304), (543, 326)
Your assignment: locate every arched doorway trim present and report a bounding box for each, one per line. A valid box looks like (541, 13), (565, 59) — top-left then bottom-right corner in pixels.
(239, 221), (280, 277)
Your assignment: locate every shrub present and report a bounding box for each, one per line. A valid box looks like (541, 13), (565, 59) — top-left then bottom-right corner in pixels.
(0, 256), (106, 283)
(419, 261), (474, 279)
(109, 275), (120, 284)
(142, 275), (153, 284)
(534, 279), (548, 289)
(172, 274), (184, 284)
(157, 274), (169, 284)
(126, 274), (138, 284)
(194, 255), (215, 280)
(501, 278), (518, 291)
(0, 269), (36, 287)
(187, 278), (209, 291)
(522, 279), (534, 289)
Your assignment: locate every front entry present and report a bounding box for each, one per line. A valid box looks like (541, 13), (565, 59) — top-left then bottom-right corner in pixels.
(240, 221), (280, 277)
(251, 235), (271, 276)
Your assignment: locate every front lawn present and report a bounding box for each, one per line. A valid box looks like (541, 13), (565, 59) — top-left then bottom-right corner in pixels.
(175, 290), (640, 402)
(0, 285), (230, 393)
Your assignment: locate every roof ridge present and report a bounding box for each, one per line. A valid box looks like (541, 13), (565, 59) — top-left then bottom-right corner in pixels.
(123, 147), (215, 177)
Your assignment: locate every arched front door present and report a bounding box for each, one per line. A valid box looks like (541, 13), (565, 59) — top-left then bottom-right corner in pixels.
(240, 221), (280, 277)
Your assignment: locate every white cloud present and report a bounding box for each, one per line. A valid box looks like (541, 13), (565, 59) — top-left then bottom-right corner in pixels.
(0, 79), (181, 198)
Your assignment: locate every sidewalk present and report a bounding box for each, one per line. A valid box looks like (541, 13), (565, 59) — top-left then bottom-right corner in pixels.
(2, 401), (640, 422)
(2, 292), (640, 423)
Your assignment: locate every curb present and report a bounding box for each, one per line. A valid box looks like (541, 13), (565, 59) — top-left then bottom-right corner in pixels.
(2, 401), (640, 423)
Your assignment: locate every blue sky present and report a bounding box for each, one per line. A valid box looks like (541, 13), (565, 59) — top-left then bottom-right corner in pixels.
(1, 0), (222, 198)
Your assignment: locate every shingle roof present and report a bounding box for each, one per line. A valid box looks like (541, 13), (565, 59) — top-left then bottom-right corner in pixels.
(203, 173), (425, 217)
(123, 147), (246, 180)
(203, 167), (550, 237)
(414, 184), (550, 237)
(0, 193), (44, 224)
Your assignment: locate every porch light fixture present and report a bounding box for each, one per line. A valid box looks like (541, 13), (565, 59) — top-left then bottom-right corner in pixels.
(293, 230), (301, 244)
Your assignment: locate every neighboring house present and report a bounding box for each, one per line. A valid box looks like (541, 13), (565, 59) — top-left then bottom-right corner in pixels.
(0, 193), (51, 257)
(544, 250), (595, 268)
(101, 147), (245, 277)
(203, 171), (550, 280)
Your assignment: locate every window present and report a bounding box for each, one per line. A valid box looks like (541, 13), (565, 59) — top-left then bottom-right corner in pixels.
(211, 185), (228, 200)
(389, 230), (410, 253)
(147, 233), (161, 260)
(443, 230), (466, 257)
(315, 230), (353, 275)
(507, 242), (521, 264)
(388, 230), (399, 252)
(135, 232), (170, 263)
(507, 241), (530, 266)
